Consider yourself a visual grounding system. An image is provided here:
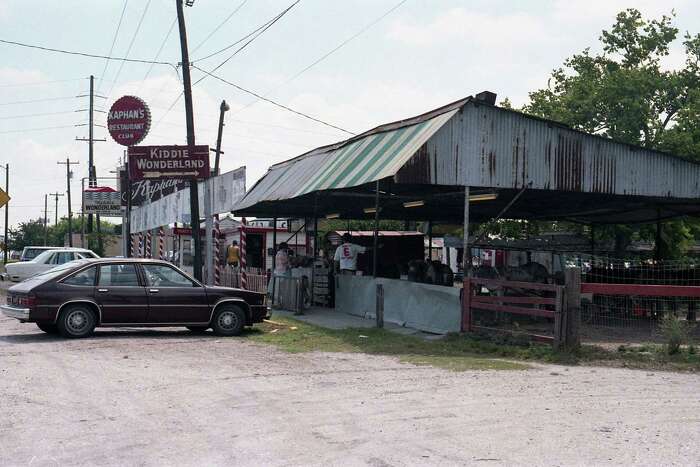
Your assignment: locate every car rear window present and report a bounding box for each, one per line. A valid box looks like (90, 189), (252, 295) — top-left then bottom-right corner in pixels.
(62, 267), (96, 286)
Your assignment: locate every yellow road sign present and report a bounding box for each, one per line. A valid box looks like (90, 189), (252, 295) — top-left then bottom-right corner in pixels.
(0, 188), (10, 208)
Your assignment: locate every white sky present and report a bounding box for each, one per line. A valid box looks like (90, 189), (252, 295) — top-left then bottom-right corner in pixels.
(1, 0), (698, 227)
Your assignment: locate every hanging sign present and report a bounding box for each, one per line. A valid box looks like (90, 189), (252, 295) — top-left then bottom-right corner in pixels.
(83, 186), (122, 217)
(107, 96), (151, 146)
(128, 145), (210, 181)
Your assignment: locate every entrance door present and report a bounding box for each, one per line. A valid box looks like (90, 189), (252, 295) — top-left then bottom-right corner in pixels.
(95, 263), (148, 323)
(247, 233), (264, 270)
(140, 263), (210, 323)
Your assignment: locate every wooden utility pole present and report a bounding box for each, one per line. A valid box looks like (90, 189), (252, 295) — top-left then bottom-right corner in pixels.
(2, 164), (8, 264)
(212, 100), (229, 176)
(43, 194), (48, 246)
(57, 158), (79, 247)
(50, 192), (64, 226)
(176, 0), (202, 281)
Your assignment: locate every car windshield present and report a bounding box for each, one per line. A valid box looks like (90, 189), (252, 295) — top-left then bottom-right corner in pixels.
(31, 259), (91, 280)
(22, 248), (52, 261)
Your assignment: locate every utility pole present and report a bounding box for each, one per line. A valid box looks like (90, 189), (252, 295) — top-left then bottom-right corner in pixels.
(57, 158), (79, 247)
(212, 100), (230, 176)
(50, 192), (64, 226)
(76, 75), (106, 251)
(43, 194), (48, 246)
(2, 163), (7, 264)
(176, 0), (202, 281)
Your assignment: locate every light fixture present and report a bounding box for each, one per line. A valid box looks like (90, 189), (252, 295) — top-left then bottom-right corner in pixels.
(469, 193), (498, 202)
(325, 213), (340, 219)
(403, 200), (425, 208)
(363, 207), (380, 214)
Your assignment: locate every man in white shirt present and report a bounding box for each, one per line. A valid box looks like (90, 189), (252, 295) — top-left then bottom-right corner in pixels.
(333, 233), (367, 274)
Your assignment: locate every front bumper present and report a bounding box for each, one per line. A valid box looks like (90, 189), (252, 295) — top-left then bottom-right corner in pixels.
(1, 304), (31, 321)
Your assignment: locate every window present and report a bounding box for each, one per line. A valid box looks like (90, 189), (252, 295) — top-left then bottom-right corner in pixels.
(98, 264), (140, 287)
(63, 267), (96, 286)
(142, 264), (196, 287)
(55, 252), (75, 264)
(77, 251), (98, 259)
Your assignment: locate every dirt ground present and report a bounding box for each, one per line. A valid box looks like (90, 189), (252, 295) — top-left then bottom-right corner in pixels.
(1, 284), (699, 465)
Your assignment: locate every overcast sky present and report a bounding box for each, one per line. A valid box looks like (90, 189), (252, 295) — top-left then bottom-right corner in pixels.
(1, 0), (698, 227)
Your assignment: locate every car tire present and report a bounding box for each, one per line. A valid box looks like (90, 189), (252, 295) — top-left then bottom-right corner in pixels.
(186, 326), (209, 333)
(211, 305), (246, 336)
(57, 305), (96, 338)
(36, 323), (59, 334)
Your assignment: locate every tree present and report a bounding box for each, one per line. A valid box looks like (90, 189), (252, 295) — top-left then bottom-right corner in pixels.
(7, 219), (47, 251)
(523, 9), (700, 258)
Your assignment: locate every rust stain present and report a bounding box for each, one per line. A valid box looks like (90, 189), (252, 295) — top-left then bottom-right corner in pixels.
(395, 144), (431, 184)
(554, 133), (583, 192)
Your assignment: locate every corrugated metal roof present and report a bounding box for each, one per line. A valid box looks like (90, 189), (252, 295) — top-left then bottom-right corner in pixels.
(235, 101), (462, 211)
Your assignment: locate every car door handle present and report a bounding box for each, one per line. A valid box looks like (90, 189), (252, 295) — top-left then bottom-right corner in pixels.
(98, 288), (109, 293)
(149, 289), (159, 293)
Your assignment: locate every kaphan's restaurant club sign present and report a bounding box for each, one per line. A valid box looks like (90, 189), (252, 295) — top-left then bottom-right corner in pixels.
(128, 145), (210, 181)
(108, 95), (151, 146)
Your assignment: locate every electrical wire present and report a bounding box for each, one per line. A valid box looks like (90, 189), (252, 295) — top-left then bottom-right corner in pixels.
(190, 0), (248, 54)
(0, 78), (85, 88)
(233, 0), (408, 115)
(105, 0), (153, 100)
(0, 110), (78, 120)
(0, 125), (75, 134)
(142, 18), (177, 83)
(191, 65), (355, 135)
(96, 0), (130, 93)
(0, 96), (78, 106)
(0, 38), (173, 66)
(193, 0), (300, 63)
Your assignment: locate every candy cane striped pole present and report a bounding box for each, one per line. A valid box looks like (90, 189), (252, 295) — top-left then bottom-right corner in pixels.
(158, 227), (165, 260)
(240, 218), (247, 290)
(145, 230), (152, 258)
(130, 234), (135, 258)
(213, 215), (221, 285)
(138, 232), (143, 258)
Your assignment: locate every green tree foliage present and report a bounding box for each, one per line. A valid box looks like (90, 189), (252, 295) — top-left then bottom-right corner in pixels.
(8, 217), (119, 256)
(522, 9), (700, 258)
(7, 219), (46, 251)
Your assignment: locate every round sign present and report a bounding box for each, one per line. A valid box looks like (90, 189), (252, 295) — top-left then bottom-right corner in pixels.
(107, 95), (151, 146)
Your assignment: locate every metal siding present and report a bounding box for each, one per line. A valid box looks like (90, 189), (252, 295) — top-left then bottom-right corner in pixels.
(431, 104), (700, 199)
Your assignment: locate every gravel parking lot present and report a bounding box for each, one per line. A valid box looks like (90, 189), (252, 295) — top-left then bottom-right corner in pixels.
(1, 306), (699, 466)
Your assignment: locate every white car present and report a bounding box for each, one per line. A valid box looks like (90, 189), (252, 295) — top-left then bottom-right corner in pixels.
(6, 248), (99, 282)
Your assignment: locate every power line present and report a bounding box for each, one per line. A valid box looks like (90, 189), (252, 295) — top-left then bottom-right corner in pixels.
(142, 18), (177, 83)
(190, 0), (248, 54)
(193, 0), (300, 64)
(105, 0), (153, 100)
(233, 0), (408, 116)
(0, 124), (75, 134)
(0, 110), (78, 120)
(0, 78), (85, 88)
(0, 96), (78, 106)
(97, 0), (130, 94)
(191, 65), (355, 135)
(0, 38), (173, 66)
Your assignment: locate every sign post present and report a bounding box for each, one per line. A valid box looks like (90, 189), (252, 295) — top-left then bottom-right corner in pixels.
(108, 95), (151, 257)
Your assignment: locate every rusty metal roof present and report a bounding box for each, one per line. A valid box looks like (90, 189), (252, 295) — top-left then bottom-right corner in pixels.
(234, 95), (700, 224)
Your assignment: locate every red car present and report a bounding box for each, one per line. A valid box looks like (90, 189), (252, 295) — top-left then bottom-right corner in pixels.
(1, 258), (268, 338)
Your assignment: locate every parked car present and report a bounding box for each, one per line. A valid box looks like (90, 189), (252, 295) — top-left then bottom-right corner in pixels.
(1, 258), (268, 338)
(20, 246), (61, 262)
(6, 248), (99, 282)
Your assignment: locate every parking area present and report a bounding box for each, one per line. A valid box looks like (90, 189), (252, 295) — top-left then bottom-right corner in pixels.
(1, 308), (699, 466)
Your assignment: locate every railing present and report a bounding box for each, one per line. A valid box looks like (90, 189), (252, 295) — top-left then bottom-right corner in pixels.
(220, 269), (268, 293)
(462, 270), (582, 349)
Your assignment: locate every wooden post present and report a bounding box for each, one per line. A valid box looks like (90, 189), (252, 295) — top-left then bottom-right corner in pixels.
(461, 186), (471, 332)
(554, 286), (565, 350)
(376, 283), (384, 328)
(564, 267), (581, 349)
(462, 278), (472, 332)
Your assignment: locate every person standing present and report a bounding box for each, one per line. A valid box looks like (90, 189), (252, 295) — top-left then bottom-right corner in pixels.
(268, 242), (291, 300)
(333, 233), (367, 275)
(226, 240), (240, 269)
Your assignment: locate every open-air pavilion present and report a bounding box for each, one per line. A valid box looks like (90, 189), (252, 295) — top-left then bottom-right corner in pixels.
(233, 91), (700, 335)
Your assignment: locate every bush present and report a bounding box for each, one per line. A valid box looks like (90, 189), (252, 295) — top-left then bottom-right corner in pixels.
(659, 313), (690, 355)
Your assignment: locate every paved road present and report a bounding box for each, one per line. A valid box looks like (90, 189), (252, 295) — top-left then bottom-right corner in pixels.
(1, 314), (699, 466)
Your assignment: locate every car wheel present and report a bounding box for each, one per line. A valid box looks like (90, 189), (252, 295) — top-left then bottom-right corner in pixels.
(186, 326), (209, 333)
(211, 305), (246, 336)
(57, 305), (96, 338)
(36, 323), (59, 334)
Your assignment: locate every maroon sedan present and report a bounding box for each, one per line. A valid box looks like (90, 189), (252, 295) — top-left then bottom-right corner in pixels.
(1, 258), (268, 338)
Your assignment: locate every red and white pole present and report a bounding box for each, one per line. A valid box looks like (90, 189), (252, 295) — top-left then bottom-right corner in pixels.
(145, 230), (152, 258)
(213, 215), (221, 285)
(158, 227), (165, 260)
(130, 234), (135, 258)
(138, 232), (143, 258)
(240, 218), (247, 290)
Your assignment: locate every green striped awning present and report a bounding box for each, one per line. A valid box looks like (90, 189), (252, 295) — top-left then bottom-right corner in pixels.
(235, 107), (458, 212)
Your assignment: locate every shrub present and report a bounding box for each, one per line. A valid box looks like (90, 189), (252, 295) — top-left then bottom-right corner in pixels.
(659, 313), (690, 355)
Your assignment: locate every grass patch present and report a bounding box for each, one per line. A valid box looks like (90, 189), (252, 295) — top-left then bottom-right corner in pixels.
(246, 317), (530, 371)
(246, 316), (700, 373)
